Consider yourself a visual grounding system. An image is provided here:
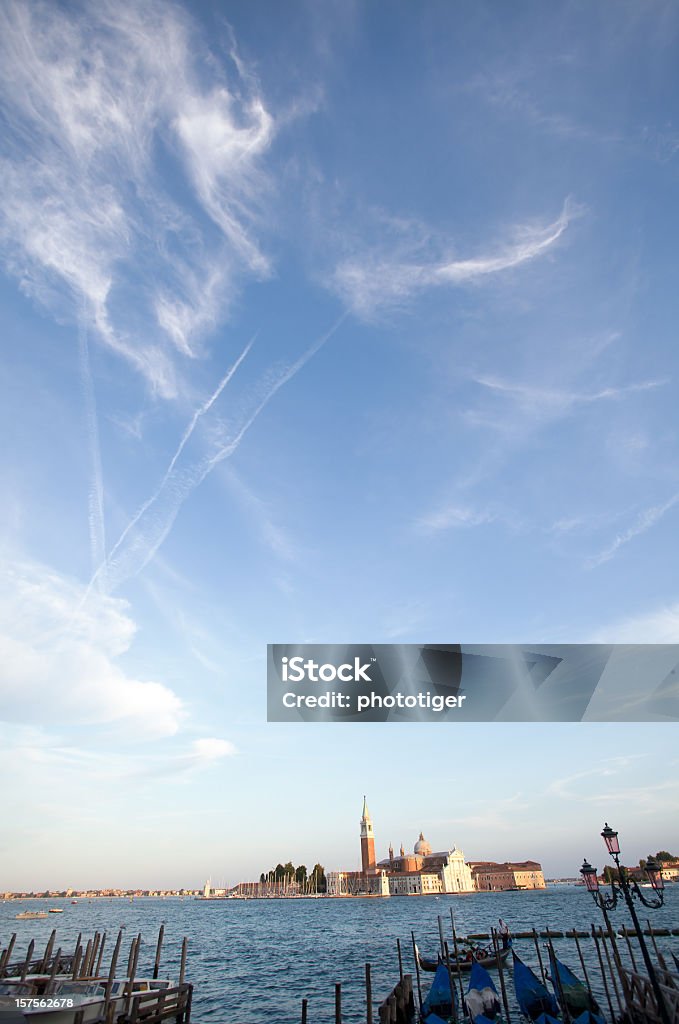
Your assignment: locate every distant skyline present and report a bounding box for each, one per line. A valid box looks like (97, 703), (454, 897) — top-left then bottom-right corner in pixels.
(1, 0), (678, 890)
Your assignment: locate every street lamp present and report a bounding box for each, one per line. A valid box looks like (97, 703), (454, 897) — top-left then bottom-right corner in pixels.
(580, 823), (669, 1024)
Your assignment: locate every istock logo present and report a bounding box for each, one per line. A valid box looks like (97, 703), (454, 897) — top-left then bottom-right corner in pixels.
(281, 656), (373, 683)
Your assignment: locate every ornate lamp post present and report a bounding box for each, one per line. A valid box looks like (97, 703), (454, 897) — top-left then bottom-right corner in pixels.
(580, 823), (669, 1024)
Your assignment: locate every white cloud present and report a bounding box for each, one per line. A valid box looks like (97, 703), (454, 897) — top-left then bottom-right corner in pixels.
(330, 198), (579, 318)
(416, 504), (497, 534)
(0, 0), (275, 395)
(0, 560), (183, 736)
(591, 603), (679, 643)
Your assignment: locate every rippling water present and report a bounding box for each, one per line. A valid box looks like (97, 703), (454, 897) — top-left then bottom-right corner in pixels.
(3, 887), (678, 1022)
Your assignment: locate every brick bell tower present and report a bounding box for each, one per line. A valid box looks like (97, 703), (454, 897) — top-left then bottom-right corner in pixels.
(360, 795), (376, 875)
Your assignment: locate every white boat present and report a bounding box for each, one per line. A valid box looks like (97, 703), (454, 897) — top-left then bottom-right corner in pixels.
(48, 909), (63, 914)
(0, 982), (105, 1024)
(0, 977), (175, 1024)
(15, 912), (48, 920)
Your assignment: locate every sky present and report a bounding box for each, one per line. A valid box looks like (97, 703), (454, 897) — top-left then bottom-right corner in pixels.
(1, 0), (678, 890)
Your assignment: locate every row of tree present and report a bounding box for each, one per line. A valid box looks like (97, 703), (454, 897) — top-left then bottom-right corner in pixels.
(259, 862), (326, 891)
(601, 850), (677, 883)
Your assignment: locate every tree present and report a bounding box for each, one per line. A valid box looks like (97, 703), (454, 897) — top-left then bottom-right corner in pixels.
(295, 865), (307, 885)
(654, 851), (675, 862)
(310, 863), (326, 893)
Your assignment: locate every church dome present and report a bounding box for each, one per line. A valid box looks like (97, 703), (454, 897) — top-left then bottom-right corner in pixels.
(414, 832), (432, 856)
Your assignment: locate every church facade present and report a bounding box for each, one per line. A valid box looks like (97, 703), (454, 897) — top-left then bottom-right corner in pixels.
(326, 798), (475, 896)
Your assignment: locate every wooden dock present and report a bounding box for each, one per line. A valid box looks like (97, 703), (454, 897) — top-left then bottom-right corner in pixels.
(0, 927), (193, 1024)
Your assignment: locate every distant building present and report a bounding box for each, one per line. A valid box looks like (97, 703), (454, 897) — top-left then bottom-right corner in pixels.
(660, 860), (679, 882)
(326, 799), (474, 896)
(469, 860), (546, 891)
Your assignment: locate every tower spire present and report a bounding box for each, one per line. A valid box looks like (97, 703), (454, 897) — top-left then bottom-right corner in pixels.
(360, 795), (376, 875)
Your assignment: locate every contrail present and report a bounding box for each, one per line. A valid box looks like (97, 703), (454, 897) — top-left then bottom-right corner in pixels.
(103, 312), (347, 588)
(88, 332), (256, 594)
(79, 309), (107, 591)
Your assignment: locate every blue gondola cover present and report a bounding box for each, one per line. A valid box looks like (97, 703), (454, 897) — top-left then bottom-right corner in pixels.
(465, 961), (502, 1021)
(512, 952), (559, 1020)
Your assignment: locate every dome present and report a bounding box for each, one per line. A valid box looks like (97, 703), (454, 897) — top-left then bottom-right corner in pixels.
(414, 832), (432, 856)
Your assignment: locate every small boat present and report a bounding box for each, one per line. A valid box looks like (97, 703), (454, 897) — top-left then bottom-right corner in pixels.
(418, 942), (512, 973)
(465, 960), (502, 1021)
(549, 950), (604, 1023)
(512, 952), (559, 1022)
(48, 908), (63, 914)
(422, 962), (458, 1022)
(15, 912), (48, 920)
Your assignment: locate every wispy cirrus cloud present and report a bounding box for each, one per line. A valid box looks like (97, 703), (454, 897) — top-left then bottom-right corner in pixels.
(330, 198), (578, 318)
(585, 491), (679, 569)
(415, 503), (498, 534)
(0, 0), (275, 397)
(467, 375), (666, 430)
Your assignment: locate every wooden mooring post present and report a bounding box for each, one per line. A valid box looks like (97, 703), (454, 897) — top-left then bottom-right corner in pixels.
(365, 962), (373, 1024)
(377, 973), (413, 1024)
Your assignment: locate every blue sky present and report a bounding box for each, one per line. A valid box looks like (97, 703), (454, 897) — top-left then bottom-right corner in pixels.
(1, 0), (678, 889)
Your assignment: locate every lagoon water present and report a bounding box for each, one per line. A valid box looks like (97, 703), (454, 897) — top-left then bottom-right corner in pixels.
(3, 886), (679, 1022)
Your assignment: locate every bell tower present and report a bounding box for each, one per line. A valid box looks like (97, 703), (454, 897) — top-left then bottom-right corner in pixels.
(360, 796), (376, 875)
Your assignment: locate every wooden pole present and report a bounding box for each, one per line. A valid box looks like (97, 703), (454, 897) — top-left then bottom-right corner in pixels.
(41, 930), (56, 973)
(0, 934), (17, 978)
(71, 943), (82, 982)
(335, 981), (342, 1024)
(301, 998), (308, 1024)
(410, 931), (423, 1014)
(47, 947), (62, 990)
(621, 926), (639, 971)
(125, 935), (141, 1019)
(81, 940), (93, 979)
(88, 933), (101, 978)
(448, 910), (470, 1017)
(491, 928), (512, 1023)
(591, 926), (616, 1023)
(179, 937), (188, 985)
(572, 932), (592, 992)
(21, 939), (35, 982)
(531, 927), (547, 983)
(396, 938), (403, 984)
(153, 924), (164, 980)
(365, 963), (373, 1024)
(96, 933), (107, 977)
(646, 919), (667, 968)
(547, 939), (572, 1024)
(103, 929), (122, 1016)
(599, 926), (624, 1019)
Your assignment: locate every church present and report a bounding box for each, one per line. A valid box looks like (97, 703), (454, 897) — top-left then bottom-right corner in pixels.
(326, 797), (475, 896)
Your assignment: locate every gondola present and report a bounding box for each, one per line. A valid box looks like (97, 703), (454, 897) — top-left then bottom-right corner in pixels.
(548, 950), (605, 1024)
(465, 961), (502, 1022)
(512, 952), (559, 1022)
(417, 942), (512, 973)
(422, 962), (458, 1022)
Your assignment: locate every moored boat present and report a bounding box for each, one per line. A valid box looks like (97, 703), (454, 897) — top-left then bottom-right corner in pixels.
(549, 950), (605, 1024)
(15, 912), (48, 920)
(512, 952), (559, 1022)
(422, 962), (458, 1022)
(465, 960), (502, 1022)
(417, 942), (512, 973)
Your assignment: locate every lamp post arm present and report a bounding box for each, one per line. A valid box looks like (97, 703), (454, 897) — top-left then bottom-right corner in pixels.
(628, 878), (664, 910)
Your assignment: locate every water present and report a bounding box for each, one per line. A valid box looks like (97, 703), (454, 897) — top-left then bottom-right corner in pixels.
(2, 886), (678, 1022)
